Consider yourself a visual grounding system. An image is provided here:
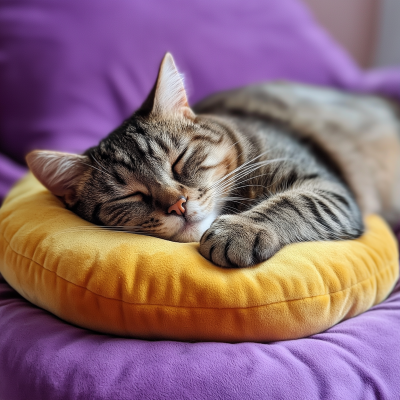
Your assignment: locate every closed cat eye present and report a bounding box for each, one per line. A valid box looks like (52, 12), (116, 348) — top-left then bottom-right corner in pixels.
(114, 192), (146, 202)
(172, 147), (189, 175)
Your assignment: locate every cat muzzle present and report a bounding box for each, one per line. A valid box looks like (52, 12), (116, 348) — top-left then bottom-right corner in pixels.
(168, 197), (187, 216)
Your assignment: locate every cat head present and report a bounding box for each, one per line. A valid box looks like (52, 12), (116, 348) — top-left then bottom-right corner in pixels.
(26, 53), (239, 242)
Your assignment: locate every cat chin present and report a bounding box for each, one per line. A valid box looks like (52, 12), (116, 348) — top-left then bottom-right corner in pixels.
(171, 212), (217, 243)
(172, 227), (202, 243)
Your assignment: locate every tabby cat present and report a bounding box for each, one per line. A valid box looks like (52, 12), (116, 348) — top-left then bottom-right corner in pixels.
(26, 53), (400, 268)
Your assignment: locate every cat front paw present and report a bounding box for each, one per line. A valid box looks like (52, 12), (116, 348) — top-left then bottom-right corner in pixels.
(199, 215), (280, 268)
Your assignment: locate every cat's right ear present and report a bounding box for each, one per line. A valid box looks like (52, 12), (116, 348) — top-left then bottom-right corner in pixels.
(138, 53), (195, 120)
(26, 150), (89, 202)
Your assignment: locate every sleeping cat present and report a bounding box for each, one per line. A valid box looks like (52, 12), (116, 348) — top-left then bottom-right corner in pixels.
(26, 53), (400, 268)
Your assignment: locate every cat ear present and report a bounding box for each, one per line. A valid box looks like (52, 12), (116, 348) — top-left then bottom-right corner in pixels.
(140, 53), (195, 119)
(26, 150), (89, 200)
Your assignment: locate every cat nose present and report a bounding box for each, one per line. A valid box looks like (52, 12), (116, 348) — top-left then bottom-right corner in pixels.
(168, 197), (187, 216)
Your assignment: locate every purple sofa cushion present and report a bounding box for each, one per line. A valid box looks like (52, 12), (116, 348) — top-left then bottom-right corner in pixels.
(1, 267), (400, 400)
(1, 0), (400, 202)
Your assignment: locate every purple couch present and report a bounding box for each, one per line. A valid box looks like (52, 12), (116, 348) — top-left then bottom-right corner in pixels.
(1, 0), (400, 398)
(1, 0), (400, 203)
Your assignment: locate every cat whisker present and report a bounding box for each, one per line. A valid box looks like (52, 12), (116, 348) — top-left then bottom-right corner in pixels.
(215, 197), (257, 208)
(208, 149), (282, 188)
(52, 225), (150, 236)
(223, 142), (280, 173)
(220, 205), (241, 215)
(213, 165), (281, 193)
(215, 196), (255, 202)
(211, 168), (266, 197)
(91, 155), (114, 179)
(212, 170), (273, 198)
(224, 140), (240, 153)
(212, 165), (266, 194)
(206, 150), (272, 190)
(218, 200), (253, 210)
(225, 184), (266, 193)
(82, 162), (114, 179)
(208, 157), (286, 193)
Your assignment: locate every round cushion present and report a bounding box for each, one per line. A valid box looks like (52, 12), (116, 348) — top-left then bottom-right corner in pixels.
(0, 174), (398, 342)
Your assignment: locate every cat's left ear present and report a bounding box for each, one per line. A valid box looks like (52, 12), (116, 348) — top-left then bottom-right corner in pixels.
(140, 53), (195, 120)
(26, 150), (89, 204)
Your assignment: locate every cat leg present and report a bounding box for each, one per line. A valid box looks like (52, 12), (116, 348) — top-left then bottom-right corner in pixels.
(199, 180), (363, 268)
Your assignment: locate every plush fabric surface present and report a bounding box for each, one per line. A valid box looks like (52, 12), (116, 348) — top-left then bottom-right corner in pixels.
(1, 269), (400, 400)
(1, 0), (400, 203)
(0, 173), (398, 343)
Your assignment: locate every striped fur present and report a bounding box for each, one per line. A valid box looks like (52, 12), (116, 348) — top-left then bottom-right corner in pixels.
(27, 54), (400, 268)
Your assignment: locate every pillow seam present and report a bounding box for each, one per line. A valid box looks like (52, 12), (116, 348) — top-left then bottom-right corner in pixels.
(0, 230), (397, 310)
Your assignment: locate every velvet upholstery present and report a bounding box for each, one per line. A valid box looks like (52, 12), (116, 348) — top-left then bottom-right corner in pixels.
(1, 270), (400, 399)
(1, 0), (400, 203)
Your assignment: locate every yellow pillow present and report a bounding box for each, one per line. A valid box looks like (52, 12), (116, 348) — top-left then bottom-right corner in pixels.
(0, 173), (398, 342)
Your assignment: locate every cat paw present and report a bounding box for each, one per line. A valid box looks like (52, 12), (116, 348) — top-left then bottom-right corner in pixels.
(199, 215), (280, 268)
